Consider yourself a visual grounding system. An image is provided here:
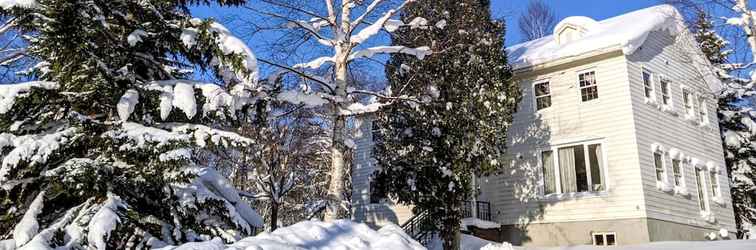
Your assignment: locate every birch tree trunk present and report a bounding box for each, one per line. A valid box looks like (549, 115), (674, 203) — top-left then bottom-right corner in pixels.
(323, 43), (352, 221)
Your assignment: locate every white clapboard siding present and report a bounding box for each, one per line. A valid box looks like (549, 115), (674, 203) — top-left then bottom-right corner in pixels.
(625, 29), (736, 231)
(351, 115), (414, 227)
(480, 51), (648, 225)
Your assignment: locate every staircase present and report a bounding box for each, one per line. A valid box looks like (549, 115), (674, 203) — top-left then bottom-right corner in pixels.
(401, 210), (435, 245)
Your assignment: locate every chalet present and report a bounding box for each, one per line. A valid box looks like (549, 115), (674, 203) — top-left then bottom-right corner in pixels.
(352, 4), (736, 247)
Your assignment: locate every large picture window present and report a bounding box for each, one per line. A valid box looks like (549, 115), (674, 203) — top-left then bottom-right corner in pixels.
(541, 142), (606, 195)
(579, 71), (599, 102)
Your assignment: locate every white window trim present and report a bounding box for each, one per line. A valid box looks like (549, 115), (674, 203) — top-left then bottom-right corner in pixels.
(681, 85), (696, 121)
(707, 162), (725, 206)
(537, 138), (610, 200)
(642, 68), (657, 105)
(592, 232), (617, 246)
(577, 68), (599, 102)
(668, 149), (688, 197)
(698, 94), (710, 127)
(659, 75), (676, 113)
(651, 144), (672, 192)
(532, 79), (552, 112)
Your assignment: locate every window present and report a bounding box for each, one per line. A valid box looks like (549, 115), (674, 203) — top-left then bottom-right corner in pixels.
(660, 78), (671, 106)
(579, 71), (598, 102)
(672, 159), (682, 186)
(593, 232), (617, 246)
(642, 70), (654, 99)
(699, 97), (709, 126)
(709, 172), (720, 198)
(542, 150), (556, 195)
(541, 142), (605, 195)
(654, 152), (665, 182)
(695, 169), (709, 212)
(534, 81), (552, 111)
(369, 178), (387, 204)
(683, 88), (695, 118)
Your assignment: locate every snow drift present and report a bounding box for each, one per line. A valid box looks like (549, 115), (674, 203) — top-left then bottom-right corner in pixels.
(157, 220), (425, 250)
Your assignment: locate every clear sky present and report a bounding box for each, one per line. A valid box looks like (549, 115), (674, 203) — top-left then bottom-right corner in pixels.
(492, 0), (663, 46)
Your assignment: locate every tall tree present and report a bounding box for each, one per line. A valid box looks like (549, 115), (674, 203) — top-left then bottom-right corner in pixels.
(518, 0), (557, 41)
(373, 1), (520, 249)
(242, 0), (432, 221)
(0, 0), (266, 248)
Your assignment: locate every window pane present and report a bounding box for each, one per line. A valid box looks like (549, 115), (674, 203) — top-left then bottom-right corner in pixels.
(542, 151), (556, 195)
(709, 172), (718, 197)
(593, 234), (604, 246)
(654, 152), (664, 181)
(535, 82), (550, 96)
(581, 86), (599, 101)
(672, 160), (682, 186)
(661, 80), (670, 105)
(643, 71), (652, 98)
(536, 96), (551, 110)
(606, 234), (616, 246)
(588, 144), (604, 191)
(558, 146), (579, 193)
(574, 146), (588, 192)
(696, 169), (707, 211)
(699, 99), (707, 124)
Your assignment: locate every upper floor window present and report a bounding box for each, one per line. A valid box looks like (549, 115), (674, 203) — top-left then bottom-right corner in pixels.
(660, 77), (672, 106)
(541, 141), (605, 195)
(579, 71), (598, 102)
(699, 97), (709, 126)
(642, 69), (655, 100)
(682, 88), (695, 119)
(534, 81), (552, 111)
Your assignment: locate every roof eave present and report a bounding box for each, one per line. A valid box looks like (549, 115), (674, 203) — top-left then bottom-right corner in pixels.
(511, 44), (625, 76)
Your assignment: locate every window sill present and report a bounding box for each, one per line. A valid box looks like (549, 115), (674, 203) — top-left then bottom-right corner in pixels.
(661, 105), (677, 115)
(538, 191), (609, 201)
(644, 97), (658, 107)
(673, 185), (690, 197)
(656, 181), (674, 193)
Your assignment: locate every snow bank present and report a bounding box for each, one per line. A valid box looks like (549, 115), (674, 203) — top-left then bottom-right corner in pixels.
(507, 5), (683, 69)
(160, 220), (424, 250)
(428, 234), (513, 250)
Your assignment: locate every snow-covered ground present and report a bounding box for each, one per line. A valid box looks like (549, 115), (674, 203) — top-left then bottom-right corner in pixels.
(157, 220), (425, 250)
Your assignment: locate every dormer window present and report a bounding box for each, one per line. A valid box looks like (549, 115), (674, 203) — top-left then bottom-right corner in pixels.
(553, 16), (598, 45)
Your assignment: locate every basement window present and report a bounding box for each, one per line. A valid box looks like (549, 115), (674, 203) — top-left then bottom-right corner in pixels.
(592, 232), (617, 246)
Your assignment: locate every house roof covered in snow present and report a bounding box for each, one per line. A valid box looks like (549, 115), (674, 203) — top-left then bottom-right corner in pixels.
(507, 4), (684, 70)
(506, 4), (722, 93)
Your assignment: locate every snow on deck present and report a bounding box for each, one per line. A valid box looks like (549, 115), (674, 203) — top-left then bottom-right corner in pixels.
(506, 4), (684, 70)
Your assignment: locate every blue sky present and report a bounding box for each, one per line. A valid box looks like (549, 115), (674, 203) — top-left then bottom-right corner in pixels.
(492, 0), (662, 45)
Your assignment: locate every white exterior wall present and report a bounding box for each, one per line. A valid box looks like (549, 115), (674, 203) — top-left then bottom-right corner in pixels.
(351, 116), (414, 227)
(479, 51), (648, 226)
(625, 30), (736, 232)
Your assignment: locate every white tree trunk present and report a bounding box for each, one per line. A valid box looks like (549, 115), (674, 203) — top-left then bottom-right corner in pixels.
(323, 43), (351, 221)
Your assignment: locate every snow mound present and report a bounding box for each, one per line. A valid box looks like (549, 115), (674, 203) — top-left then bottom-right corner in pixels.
(161, 220), (424, 250)
(428, 234), (512, 250)
(519, 239), (756, 250)
(507, 4), (683, 69)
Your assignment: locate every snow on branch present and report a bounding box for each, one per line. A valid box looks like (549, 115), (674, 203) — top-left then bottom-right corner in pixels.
(0, 0), (39, 10)
(349, 46), (431, 61)
(105, 122), (256, 152)
(0, 81), (58, 114)
(87, 193), (126, 250)
(0, 127), (80, 187)
(349, 0), (416, 45)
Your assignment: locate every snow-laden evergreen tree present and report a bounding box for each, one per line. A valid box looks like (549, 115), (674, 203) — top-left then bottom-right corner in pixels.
(0, 0), (267, 248)
(372, 1), (520, 249)
(691, 9), (756, 238)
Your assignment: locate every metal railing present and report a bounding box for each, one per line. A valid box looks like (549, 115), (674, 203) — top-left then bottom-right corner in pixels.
(462, 201), (492, 221)
(400, 210), (435, 245)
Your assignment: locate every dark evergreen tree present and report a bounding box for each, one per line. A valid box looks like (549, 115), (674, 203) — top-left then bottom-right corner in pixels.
(693, 11), (756, 238)
(373, 1), (520, 249)
(0, 0), (266, 248)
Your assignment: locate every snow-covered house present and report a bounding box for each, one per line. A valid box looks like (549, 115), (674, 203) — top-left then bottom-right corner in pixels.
(477, 4), (735, 246)
(352, 4), (737, 247)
